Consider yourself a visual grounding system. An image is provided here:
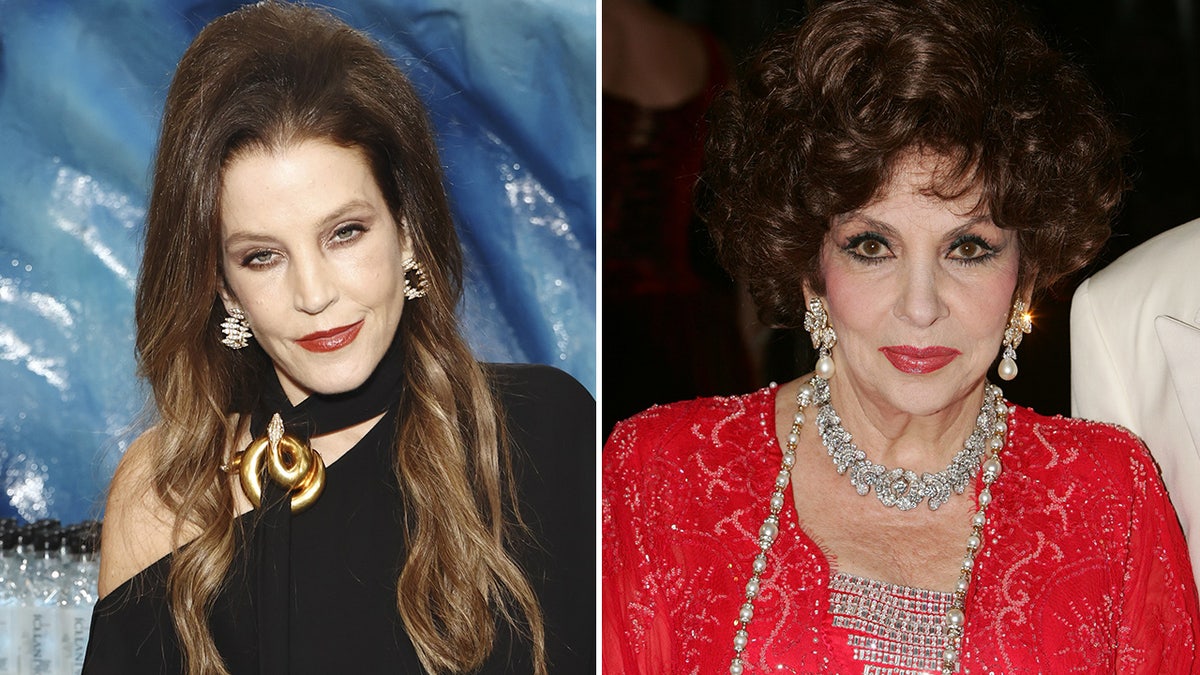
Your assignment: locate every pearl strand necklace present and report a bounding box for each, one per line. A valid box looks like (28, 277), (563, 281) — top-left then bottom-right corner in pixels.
(728, 378), (1009, 675)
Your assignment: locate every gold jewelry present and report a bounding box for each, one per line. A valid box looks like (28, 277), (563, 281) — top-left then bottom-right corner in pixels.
(997, 299), (1032, 381)
(803, 297), (837, 379)
(225, 413), (325, 513)
(220, 306), (253, 349)
(402, 257), (430, 299)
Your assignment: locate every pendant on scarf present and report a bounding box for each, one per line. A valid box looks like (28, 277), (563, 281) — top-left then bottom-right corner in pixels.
(228, 413), (326, 513)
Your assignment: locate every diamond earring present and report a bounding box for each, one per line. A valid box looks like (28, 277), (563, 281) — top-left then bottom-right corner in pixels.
(997, 299), (1032, 381)
(220, 306), (253, 350)
(803, 297), (837, 379)
(402, 257), (429, 300)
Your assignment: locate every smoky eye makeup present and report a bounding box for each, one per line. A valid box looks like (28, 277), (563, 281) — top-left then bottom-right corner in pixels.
(841, 232), (892, 263)
(946, 233), (1003, 264)
(238, 248), (277, 269)
(329, 222), (367, 244)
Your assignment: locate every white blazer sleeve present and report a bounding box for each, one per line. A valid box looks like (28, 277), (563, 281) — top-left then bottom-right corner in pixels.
(1070, 277), (1139, 433)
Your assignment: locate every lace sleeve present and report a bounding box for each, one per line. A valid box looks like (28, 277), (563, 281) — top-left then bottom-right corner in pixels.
(602, 414), (676, 675)
(1113, 430), (1200, 672)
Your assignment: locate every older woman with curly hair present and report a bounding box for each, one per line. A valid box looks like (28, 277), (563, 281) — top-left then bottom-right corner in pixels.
(602, 0), (1200, 673)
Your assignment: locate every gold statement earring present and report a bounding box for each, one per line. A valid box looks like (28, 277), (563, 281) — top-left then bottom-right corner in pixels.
(803, 296), (837, 379)
(402, 257), (429, 300)
(997, 299), (1032, 381)
(220, 306), (252, 350)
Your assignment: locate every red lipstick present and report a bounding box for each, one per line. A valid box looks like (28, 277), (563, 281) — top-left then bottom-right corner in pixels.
(296, 320), (363, 353)
(879, 345), (961, 374)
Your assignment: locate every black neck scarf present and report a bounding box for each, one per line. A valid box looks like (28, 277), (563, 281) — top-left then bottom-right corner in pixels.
(245, 339), (405, 675)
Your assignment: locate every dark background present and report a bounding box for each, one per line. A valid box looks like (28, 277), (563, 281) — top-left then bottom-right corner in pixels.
(637, 0), (1200, 417)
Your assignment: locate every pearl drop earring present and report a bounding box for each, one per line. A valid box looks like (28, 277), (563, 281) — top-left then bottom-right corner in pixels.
(803, 297), (837, 379)
(998, 299), (1032, 381)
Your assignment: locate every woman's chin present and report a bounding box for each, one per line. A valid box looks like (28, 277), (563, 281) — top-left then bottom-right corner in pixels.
(838, 366), (988, 417)
(274, 365), (375, 402)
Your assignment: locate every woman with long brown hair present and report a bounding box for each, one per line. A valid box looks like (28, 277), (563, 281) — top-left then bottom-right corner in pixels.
(85, 3), (593, 673)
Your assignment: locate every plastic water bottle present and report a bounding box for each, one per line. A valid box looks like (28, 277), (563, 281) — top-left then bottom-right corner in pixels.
(26, 530), (66, 675)
(0, 526), (21, 675)
(13, 527), (37, 675)
(61, 528), (98, 675)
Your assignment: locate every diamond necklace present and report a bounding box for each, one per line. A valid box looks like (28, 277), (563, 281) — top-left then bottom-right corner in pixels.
(728, 378), (1009, 675)
(814, 375), (1002, 511)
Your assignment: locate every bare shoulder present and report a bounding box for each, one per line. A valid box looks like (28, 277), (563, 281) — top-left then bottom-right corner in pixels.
(98, 426), (188, 598)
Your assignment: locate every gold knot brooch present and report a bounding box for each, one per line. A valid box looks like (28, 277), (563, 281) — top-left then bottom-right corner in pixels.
(226, 413), (326, 513)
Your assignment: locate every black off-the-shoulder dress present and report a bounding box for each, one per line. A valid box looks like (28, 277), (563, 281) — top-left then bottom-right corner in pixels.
(83, 363), (595, 674)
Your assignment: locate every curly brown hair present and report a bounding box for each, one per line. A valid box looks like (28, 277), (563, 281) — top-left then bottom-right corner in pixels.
(702, 0), (1128, 328)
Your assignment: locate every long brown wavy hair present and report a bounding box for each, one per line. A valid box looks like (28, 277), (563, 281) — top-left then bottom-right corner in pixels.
(133, 3), (544, 672)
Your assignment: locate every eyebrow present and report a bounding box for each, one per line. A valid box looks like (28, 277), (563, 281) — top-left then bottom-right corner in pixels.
(222, 199), (379, 250)
(839, 213), (995, 241)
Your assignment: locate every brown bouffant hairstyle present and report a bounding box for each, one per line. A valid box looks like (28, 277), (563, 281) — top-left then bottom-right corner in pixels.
(703, 0), (1128, 328)
(134, 3), (543, 673)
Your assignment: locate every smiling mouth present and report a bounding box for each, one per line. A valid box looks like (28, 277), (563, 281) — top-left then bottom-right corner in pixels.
(296, 320), (364, 353)
(879, 345), (961, 374)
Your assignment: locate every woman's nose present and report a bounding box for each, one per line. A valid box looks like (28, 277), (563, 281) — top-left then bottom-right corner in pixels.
(291, 255), (338, 315)
(893, 261), (949, 327)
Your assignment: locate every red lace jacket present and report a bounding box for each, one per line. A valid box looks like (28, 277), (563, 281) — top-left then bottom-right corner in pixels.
(603, 385), (1200, 674)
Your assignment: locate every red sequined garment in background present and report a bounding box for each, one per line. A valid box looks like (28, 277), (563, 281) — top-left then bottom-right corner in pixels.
(601, 30), (754, 430)
(602, 385), (1200, 674)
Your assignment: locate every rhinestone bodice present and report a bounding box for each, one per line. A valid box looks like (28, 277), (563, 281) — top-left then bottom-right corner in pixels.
(603, 385), (1200, 673)
(828, 572), (954, 674)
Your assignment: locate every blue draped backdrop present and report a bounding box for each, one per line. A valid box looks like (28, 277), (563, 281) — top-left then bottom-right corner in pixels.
(0, 0), (596, 524)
